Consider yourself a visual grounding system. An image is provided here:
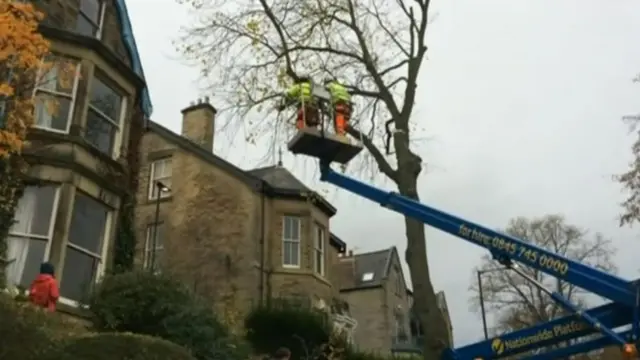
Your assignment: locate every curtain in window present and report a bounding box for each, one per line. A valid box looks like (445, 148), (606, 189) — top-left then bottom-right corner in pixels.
(6, 190), (37, 285)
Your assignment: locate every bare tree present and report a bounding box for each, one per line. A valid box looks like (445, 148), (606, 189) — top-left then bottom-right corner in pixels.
(618, 74), (640, 225)
(469, 215), (616, 335)
(176, 0), (448, 356)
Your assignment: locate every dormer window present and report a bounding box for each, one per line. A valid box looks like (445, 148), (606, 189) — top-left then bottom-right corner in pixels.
(76, 0), (105, 38)
(362, 272), (374, 282)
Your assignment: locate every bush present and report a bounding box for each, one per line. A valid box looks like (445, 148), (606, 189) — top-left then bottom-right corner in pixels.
(88, 270), (235, 360)
(49, 332), (197, 360)
(245, 303), (332, 360)
(0, 293), (88, 360)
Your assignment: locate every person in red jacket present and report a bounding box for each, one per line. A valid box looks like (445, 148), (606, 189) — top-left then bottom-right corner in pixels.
(29, 262), (59, 312)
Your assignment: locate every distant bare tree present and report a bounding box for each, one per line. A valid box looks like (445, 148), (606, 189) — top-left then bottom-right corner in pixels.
(469, 215), (616, 335)
(618, 74), (640, 225)
(176, 0), (451, 356)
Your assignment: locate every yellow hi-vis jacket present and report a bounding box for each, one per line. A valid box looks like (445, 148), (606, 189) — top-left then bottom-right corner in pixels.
(326, 81), (351, 104)
(286, 81), (313, 103)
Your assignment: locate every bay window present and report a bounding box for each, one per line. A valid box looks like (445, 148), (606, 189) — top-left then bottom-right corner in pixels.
(60, 191), (110, 304)
(6, 185), (60, 288)
(33, 55), (80, 133)
(85, 75), (125, 155)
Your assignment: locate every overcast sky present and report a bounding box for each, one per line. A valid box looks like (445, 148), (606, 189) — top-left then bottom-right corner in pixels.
(125, 0), (640, 347)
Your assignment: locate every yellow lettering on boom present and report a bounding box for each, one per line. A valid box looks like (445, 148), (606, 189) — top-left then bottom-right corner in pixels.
(457, 225), (569, 276)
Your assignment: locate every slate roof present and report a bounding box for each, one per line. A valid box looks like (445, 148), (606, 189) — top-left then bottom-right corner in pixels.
(248, 166), (310, 192)
(146, 120), (338, 219)
(339, 246), (401, 291)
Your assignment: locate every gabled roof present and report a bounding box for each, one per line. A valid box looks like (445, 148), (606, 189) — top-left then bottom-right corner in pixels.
(146, 121), (336, 217)
(339, 246), (402, 292)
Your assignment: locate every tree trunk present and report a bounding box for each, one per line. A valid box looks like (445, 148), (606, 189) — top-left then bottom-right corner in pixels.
(394, 130), (450, 359)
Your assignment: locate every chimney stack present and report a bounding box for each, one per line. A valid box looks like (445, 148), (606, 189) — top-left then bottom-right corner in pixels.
(181, 97), (217, 151)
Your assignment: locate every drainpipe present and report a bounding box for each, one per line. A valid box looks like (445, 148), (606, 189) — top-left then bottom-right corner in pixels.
(258, 181), (266, 306)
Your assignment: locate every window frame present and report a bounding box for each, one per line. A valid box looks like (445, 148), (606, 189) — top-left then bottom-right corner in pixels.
(282, 215), (301, 268)
(58, 190), (112, 307)
(32, 55), (81, 134)
(5, 185), (61, 287)
(148, 158), (172, 200)
(85, 73), (126, 157)
(313, 224), (325, 276)
(143, 222), (165, 271)
(76, 0), (106, 39)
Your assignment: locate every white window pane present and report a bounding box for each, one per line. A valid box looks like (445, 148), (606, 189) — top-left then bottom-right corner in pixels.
(68, 192), (108, 254)
(6, 237), (47, 288)
(80, 0), (101, 22)
(11, 185), (57, 236)
(75, 15), (98, 37)
(38, 56), (77, 94)
(291, 242), (299, 265)
(85, 109), (116, 154)
(34, 93), (71, 131)
(60, 247), (99, 301)
(90, 77), (121, 121)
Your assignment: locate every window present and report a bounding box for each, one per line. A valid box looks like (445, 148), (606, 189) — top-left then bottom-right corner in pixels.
(144, 222), (165, 271)
(76, 0), (105, 38)
(148, 158), (172, 199)
(394, 312), (407, 343)
(33, 55), (80, 133)
(60, 191), (110, 304)
(85, 75), (125, 155)
(362, 272), (374, 282)
(282, 216), (301, 267)
(395, 266), (404, 295)
(6, 186), (59, 288)
(313, 224), (325, 275)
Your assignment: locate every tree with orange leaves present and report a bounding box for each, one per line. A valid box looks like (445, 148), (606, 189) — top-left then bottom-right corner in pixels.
(0, 0), (50, 287)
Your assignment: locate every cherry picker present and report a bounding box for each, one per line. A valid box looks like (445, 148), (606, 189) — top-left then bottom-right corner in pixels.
(285, 95), (640, 359)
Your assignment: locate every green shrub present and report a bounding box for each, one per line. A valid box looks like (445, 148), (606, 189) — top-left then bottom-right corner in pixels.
(245, 303), (332, 360)
(0, 293), (88, 359)
(88, 270), (235, 360)
(50, 332), (197, 360)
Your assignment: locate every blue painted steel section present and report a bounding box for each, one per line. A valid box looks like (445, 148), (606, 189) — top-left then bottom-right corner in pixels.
(113, 0), (153, 117)
(525, 329), (632, 360)
(319, 165), (634, 306)
(313, 162), (639, 359)
(454, 302), (631, 359)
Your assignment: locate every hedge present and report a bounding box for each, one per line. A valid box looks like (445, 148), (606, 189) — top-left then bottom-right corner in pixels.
(50, 332), (197, 360)
(245, 303), (333, 360)
(88, 270), (240, 360)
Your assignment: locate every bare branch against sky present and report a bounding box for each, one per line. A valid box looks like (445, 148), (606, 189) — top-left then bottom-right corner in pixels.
(176, 0), (452, 356)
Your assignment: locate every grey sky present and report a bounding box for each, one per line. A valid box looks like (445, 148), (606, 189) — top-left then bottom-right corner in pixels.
(126, 0), (640, 347)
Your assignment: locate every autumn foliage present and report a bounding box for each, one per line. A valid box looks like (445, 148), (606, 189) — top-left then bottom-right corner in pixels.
(0, 0), (50, 286)
(0, 0), (49, 155)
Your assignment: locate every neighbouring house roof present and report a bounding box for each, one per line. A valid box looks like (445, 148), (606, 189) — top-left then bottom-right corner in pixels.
(330, 233), (347, 253)
(113, 0), (152, 117)
(146, 121), (337, 218)
(339, 246), (401, 292)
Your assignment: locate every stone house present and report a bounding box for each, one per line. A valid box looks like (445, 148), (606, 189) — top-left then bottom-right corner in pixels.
(334, 246), (453, 354)
(2, 0), (151, 314)
(135, 98), (350, 322)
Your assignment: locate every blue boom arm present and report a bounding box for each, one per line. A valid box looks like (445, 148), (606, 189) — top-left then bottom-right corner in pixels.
(317, 162), (637, 358)
(452, 302), (631, 359)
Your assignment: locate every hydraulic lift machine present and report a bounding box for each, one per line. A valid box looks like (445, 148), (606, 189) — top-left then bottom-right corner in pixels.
(285, 93), (640, 359)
